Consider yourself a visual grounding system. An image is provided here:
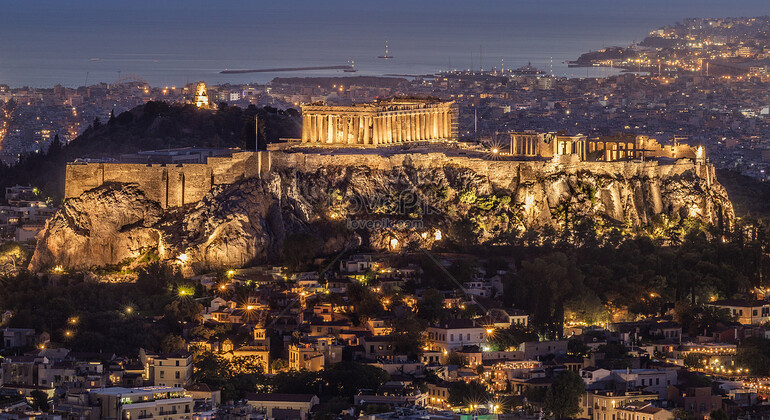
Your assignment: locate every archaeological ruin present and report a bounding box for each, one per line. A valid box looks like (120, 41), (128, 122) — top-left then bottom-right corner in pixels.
(300, 98), (458, 145)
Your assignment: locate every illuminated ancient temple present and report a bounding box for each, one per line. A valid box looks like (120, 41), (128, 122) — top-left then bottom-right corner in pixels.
(301, 98), (457, 146)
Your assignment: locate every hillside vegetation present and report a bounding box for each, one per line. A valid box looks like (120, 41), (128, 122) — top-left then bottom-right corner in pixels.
(0, 102), (301, 202)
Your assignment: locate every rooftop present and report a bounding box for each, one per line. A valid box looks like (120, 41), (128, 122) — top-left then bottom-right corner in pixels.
(246, 393), (317, 403)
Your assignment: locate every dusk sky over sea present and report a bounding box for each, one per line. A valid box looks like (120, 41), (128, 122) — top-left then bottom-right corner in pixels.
(2, 0), (769, 87)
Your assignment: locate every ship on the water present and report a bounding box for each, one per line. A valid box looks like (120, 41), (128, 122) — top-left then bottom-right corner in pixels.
(511, 62), (545, 76)
(378, 41), (393, 59)
(344, 60), (357, 72)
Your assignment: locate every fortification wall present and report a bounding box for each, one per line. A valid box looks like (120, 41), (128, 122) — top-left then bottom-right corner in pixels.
(65, 148), (710, 209)
(270, 151), (712, 190)
(64, 151), (270, 208)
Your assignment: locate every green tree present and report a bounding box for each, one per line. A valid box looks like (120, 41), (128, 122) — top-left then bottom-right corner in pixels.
(391, 313), (426, 358)
(444, 352), (466, 367)
(709, 409), (729, 420)
(543, 371), (585, 419)
(281, 233), (322, 273)
(567, 337), (590, 357)
(346, 282), (383, 320)
(416, 288), (447, 324)
(136, 262), (175, 295)
(447, 381), (490, 407)
(322, 362), (389, 399)
(160, 334), (186, 353)
(735, 337), (770, 376)
(30, 390), (49, 412)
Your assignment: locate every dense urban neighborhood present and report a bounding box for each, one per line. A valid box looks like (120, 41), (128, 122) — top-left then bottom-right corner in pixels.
(3, 13), (770, 420)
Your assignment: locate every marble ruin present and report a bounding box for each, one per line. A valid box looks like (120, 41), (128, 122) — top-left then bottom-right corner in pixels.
(507, 131), (703, 163)
(301, 98), (457, 146)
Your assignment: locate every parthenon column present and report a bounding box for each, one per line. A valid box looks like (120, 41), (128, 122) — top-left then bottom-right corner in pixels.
(382, 115), (388, 144)
(433, 111), (441, 139)
(403, 114), (409, 141)
(339, 116), (347, 144)
(395, 115), (402, 143)
(353, 116), (360, 145)
(312, 115), (319, 143)
(444, 111), (451, 139)
(405, 115), (412, 141)
(430, 111), (436, 139)
(415, 114), (422, 140)
(382, 115), (389, 144)
(320, 116), (327, 143)
(378, 116), (384, 144)
(372, 117), (378, 145)
(307, 115), (316, 143)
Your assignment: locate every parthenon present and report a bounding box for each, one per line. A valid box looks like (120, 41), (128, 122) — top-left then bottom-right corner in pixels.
(301, 98), (457, 146)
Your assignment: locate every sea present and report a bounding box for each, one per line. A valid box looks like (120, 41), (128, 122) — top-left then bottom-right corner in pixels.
(1, 0), (769, 88)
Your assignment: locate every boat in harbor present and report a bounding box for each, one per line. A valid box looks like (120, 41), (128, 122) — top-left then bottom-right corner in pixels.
(511, 62), (545, 76)
(378, 41), (393, 59)
(344, 60), (357, 72)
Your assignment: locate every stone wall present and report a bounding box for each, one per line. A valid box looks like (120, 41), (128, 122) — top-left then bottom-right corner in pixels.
(271, 151), (714, 190)
(64, 151), (271, 208)
(65, 148), (714, 214)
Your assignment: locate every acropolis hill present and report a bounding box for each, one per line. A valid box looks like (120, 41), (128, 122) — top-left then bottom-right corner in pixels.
(30, 99), (735, 273)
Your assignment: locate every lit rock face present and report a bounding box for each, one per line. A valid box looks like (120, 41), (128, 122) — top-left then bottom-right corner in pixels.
(29, 160), (735, 273)
(29, 183), (164, 271)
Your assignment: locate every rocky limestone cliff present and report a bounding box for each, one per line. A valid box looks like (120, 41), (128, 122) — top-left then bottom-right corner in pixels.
(29, 157), (735, 273)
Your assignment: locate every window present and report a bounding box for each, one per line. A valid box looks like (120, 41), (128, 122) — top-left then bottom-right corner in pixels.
(450, 334), (454, 341)
(176, 361), (180, 367)
(175, 371), (180, 379)
(160, 371), (165, 378)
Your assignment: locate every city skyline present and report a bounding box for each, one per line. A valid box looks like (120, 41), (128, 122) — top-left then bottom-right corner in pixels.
(2, 0), (770, 87)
